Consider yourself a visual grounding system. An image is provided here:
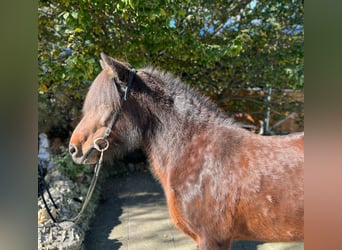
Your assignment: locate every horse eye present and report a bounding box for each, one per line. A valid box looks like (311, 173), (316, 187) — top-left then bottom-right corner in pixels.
(97, 112), (106, 125)
(100, 111), (113, 126)
(100, 116), (108, 126)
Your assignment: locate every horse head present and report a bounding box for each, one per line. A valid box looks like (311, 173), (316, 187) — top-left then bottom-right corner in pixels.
(69, 53), (143, 165)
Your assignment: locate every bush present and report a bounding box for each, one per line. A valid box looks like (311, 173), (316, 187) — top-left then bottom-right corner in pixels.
(52, 146), (92, 180)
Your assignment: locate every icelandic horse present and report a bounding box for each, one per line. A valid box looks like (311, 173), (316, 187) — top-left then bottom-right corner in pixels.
(69, 53), (304, 250)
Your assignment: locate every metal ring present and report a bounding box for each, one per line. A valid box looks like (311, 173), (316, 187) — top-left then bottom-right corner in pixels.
(93, 137), (110, 152)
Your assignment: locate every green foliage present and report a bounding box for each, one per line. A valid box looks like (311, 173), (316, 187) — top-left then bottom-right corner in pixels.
(39, 0), (304, 137)
(53, 146), (92, 179)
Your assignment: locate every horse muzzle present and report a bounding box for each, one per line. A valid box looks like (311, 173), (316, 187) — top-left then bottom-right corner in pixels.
(69, 144), (99, 165)
(69, 136), (110, 165)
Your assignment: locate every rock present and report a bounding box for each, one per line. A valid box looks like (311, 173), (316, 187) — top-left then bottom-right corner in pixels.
(37, 168), (92, 250)
(38, 134), (95, 250)
(38, 133), (50, 162)
(38, 158), (96, 250)
(38, 207), (57, 223)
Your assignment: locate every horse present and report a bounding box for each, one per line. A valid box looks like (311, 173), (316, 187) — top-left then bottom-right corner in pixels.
(69, 53), (304, 250)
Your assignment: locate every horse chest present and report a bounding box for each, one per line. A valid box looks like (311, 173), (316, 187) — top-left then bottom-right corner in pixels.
(164, 186), (200, 242)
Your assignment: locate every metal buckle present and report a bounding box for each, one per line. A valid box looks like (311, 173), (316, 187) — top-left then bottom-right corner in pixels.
(93, 137), (110, 152)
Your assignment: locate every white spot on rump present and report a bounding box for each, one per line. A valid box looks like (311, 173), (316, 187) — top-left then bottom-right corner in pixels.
(266, 195), (273, 203)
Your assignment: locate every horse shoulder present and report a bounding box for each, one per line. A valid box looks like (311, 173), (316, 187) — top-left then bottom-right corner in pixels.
(148, 151), (201, 242)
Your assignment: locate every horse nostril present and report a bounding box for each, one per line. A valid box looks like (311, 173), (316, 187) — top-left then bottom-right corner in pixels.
(69, 144), (78, 156)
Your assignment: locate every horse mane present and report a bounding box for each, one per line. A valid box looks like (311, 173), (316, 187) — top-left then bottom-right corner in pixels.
(82, 63), (235, 127)
(140, 67), (235, 126)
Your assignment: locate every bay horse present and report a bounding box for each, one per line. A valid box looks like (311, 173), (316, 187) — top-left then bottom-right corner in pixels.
(69, 53), (304, 250)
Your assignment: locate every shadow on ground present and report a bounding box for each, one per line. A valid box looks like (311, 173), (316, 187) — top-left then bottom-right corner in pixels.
(84, 171), (303, 250)
(83, 174), (124, 250)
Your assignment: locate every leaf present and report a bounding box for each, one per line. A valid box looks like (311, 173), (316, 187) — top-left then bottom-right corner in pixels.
(63, 12), (69, 20)
(71, 11), (78, 19)
(74, 28), (84, 33)
(160, 8), (166, 16)
(39, 84), (48, 94)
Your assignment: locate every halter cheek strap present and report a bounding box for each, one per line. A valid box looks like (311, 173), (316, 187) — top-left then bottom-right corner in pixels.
(95, 68), (137, 146)
(124, 68), (136, 101)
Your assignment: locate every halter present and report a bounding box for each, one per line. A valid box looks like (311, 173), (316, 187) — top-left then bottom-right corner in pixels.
(39, 68), (137, 227)
(98, 68), (137, 144)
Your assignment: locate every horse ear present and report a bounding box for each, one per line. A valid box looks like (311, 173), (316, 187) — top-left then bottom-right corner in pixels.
(99, 58), (106, 70)
(100, 52), (132, 83)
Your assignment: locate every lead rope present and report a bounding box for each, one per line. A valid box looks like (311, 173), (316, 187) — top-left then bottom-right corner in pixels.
(38, 163), (58, 223)
(68, 147), (105, 223)
(58, 138), (109, 226)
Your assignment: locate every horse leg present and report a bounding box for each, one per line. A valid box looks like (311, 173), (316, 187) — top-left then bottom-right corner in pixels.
(198, 237), (232, 250)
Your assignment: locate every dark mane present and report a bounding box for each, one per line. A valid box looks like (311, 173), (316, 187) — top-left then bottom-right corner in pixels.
(83, 65), (235, 128)
(140, 67), (235, 127)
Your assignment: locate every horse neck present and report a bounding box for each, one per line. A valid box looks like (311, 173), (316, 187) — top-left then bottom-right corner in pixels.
(135, 72), (227, 177)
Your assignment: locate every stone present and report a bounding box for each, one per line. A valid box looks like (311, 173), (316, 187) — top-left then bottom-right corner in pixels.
(38, 207), (57, 223)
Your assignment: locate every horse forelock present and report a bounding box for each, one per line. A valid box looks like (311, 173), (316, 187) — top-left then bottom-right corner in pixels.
(82, 69), (122, 114)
